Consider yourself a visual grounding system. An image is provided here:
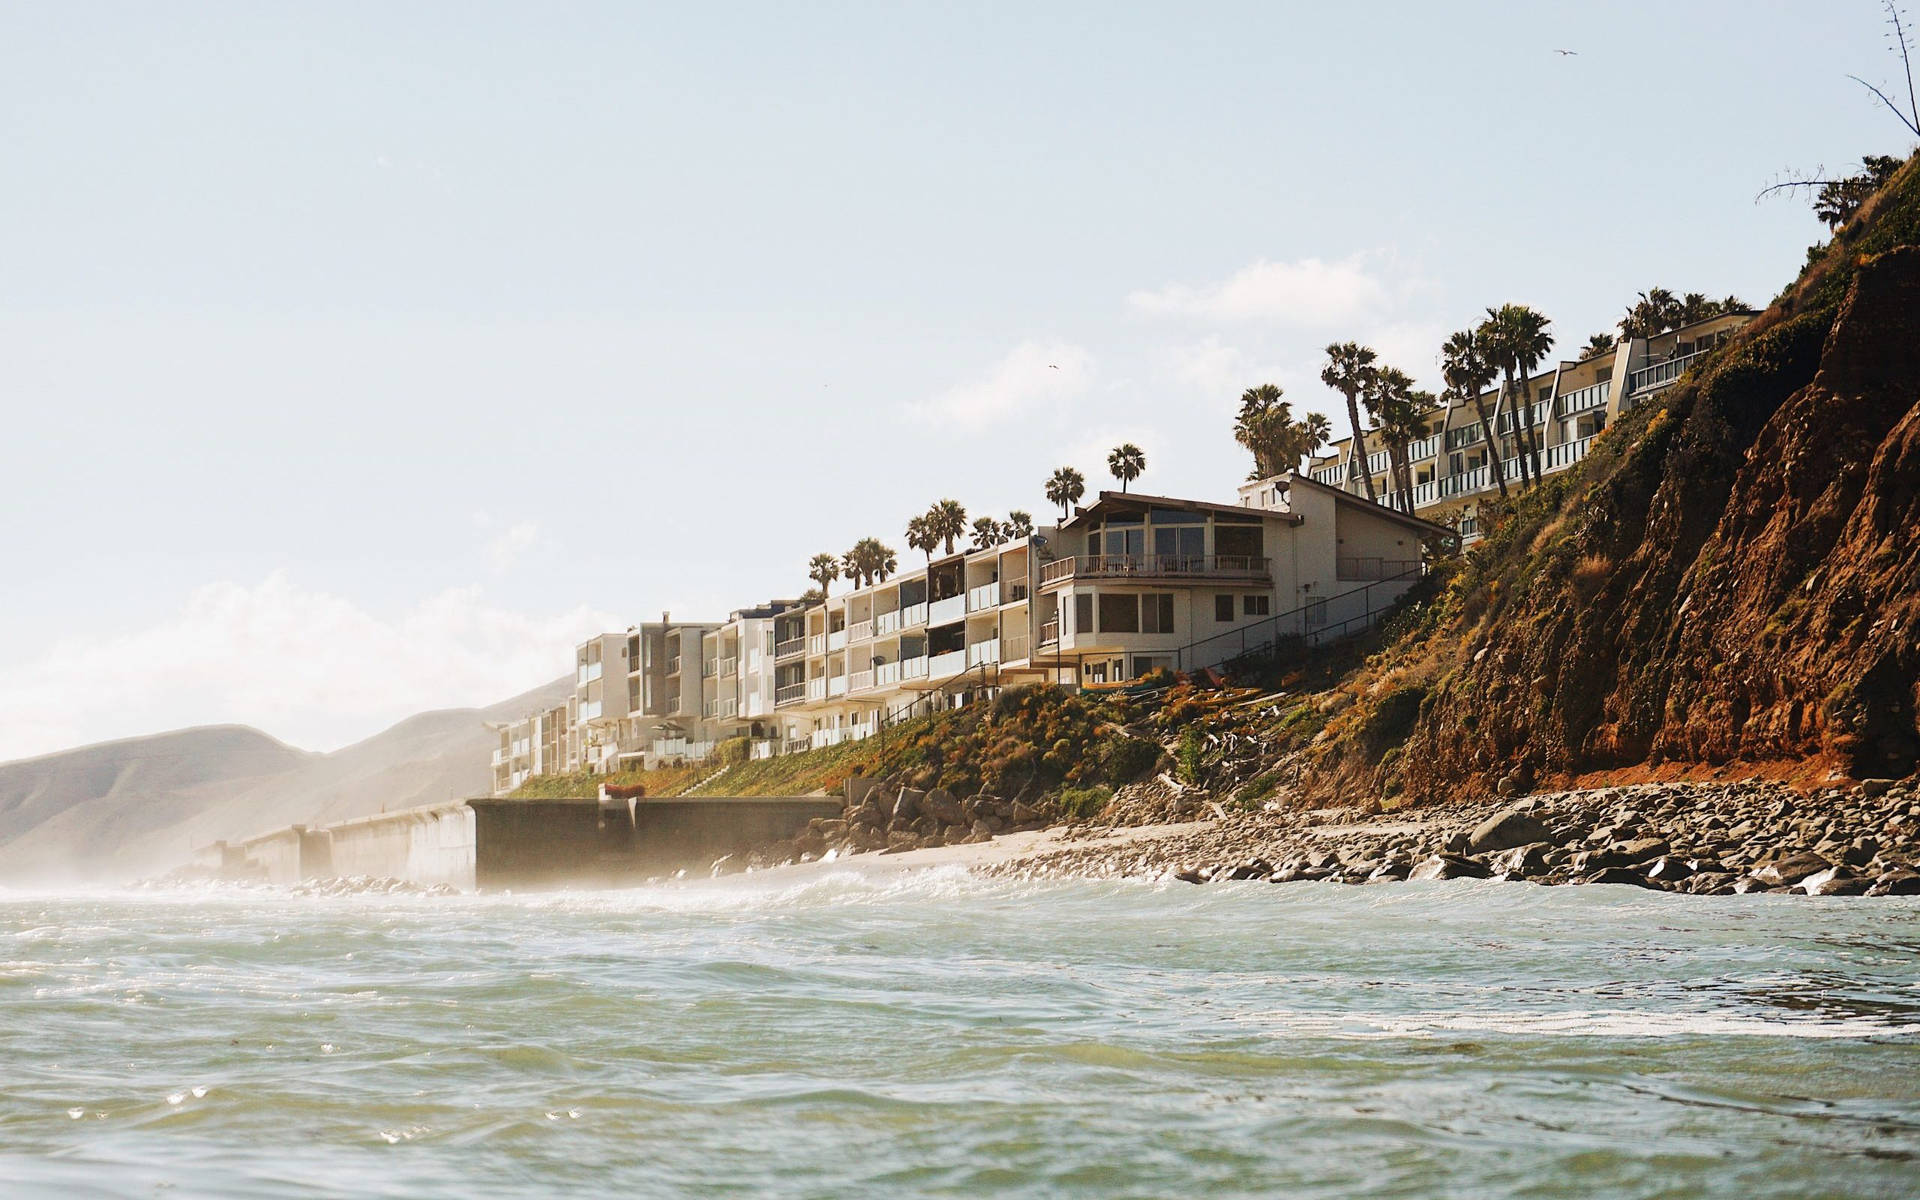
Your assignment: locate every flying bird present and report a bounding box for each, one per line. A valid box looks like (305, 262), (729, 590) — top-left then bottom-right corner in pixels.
(1048, 364), (1060, 369)
(1554, 48), (1578, 55)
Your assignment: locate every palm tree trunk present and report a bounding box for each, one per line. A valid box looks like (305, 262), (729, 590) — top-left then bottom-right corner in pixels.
(1469, 395), (1509, 499)
(1343, 393), (1377, 503)
(1501, 372), (1534, 488)
(1394, 445), (1414, 513)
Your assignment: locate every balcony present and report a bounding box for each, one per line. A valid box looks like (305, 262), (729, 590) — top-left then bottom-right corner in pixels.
(665, 656), (682, 675)
(900, 602), (930, 628)
(807, 633), (827, 656)
(874, 661), (901, 687)
(849, 668), (876, 692)
(1541, 434), (1595, 473)
(1445, 424), (1486, 451)
(1310, 463), (1345, 485)
(718, 655), (738, 678)
(1040, 554), (1271, 586)
(1407, 432), (1441, 462)
(967, 580), (1000, 610)
(929, 594), (966, 626)
(1627, 348), (1710, 394)
(703, 697), (739, 719)
(901, 655), (929, 681)
(576, 661), (602, 685)
(702, 658), (717, 678)
(874, 610), (901, 636)
(1556, 379), (1611, 416)
(775, 636), (806, 661)
(929, 649), (966, 679)
(848, 619), (874, 642)
(966, 639), (1000, 667)
(1005, 583), (1028, 604)
(1002, 633), (1030, 662)
(828, 674), (848, 698)
(806, 677), (827, 702)
(775, 681), (807, 707)
(828, 629), (847, 652)
(1039, 618), (1060, 647)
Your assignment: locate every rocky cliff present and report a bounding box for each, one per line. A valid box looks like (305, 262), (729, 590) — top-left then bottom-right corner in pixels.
(1371, 154), (1920, 800)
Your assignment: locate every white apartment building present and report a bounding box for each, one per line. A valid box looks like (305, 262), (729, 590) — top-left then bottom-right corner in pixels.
(491, 475), (1452, 791)
(1032, 478), (1448, 685)
(1307, 312), (1754, 538)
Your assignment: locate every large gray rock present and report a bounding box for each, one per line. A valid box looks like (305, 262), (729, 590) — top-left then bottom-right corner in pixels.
(1753, 852), (1830, 886)
(1468, 804), (1551, 854)
(892, 788), (924, 823)
(1408, 853), (1491, 881)
(1494, 842), (1553, 878)
(921, 788), (966, 827)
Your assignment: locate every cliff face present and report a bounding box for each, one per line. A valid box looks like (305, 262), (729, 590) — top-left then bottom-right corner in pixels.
(1395, 156), (1920, 798)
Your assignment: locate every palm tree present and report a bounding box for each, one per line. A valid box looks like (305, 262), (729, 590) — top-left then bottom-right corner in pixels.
(807, 553), (840, 596)
(1371, 367), (1423, 514)
(1044, 467), (1086, 519)
(1005, 510), (1034, 538)
(842, 537), (894, 587)
(1582, 332), (1616, 358)
(873, 541), (898, 581)
(927, 499), (968, 555)
(1233, 383), (1330, 479)
(1441, 329), (1507, 501)
(905, 515), (938, 564)
(1321, 342), (1380, 502)
(1107, 443), (1146, 493)
(969, 516), (1005, 551)
(1479, 306), (1553, 488)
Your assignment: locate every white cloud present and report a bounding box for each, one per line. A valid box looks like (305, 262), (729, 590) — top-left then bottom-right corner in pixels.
(485, 519), (541, 572)
(1127, 253), (1398, 325)
(0, 573), (620, 762)
(1162, 336), (1313, 413)
(909, 340), (1093, 430)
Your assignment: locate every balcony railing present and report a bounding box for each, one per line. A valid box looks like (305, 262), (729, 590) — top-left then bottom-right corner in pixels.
(1039, 618), (1060, 647)
(966, 639), (1000, 667)
(929, 594), (966, 626)
(1006, 583), (1028, 603)
(1002, 633), (1030, 662)
(828, 674), (848, 698)
(1496, 404), (1546, 435)
(1040, 554), (1271, 585)
(775, 681), (806, 706)
(828, 629), (847, 652)
(1337, 556), (1424, 581)
(1541, 434), (1595, 473)
(703, 697), (739, 719)
(718, 655), (737, 678)
(967, 581), (1000, 610)
(900, 602), (929, 628)
(929, 649), (966, 678)
(849, 668), (876, 692)
(1627, 348), (1710, 394)
(901, 655), (929, 681)
(1310, 463), (1344, 485)
(576, 661), (602, 685)
(807, 634), (826, 656)
(702, 658), (717, 678)
(1445, 423), (1486, 451)
(1556, 379), (1611, 416)
(874, 661), (901, 687)
(775, 636), (806, 661)
(848, 619), (874, 642)
(1406, 432), (1441, 462)
(874, 610), (901, 636)
(665, 656), (681, 675)
(806, 677), (827, 701)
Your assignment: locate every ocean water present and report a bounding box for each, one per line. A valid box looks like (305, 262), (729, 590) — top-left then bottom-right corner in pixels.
(5, 871), (1920, 1199)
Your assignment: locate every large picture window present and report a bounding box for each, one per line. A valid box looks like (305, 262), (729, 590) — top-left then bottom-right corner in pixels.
(1073, 593), (1093, 636)
(1097, 592), (1139, 633)
(1142, 593), (1175, 633)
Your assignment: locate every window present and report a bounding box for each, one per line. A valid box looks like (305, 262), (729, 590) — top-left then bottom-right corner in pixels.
(1215, 594), (1235, 622)
(1073, 593), (1093, 636)
(1132, 655), (1170, 677)
(1215, 524), (1264, 561)
(1243, 594), (1271, 617)
(1104, 527), (1144, 557)
(1142, 593), (1175, 634)
(1153, 525), (1205, 560)
(1098, 593), (1139, 633)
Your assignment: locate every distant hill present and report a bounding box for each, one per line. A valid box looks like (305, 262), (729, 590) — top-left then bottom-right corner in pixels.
(0, 675), (572, 883)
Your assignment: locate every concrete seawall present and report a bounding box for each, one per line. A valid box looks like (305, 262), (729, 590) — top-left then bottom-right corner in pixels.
(196, 793), (840, 890)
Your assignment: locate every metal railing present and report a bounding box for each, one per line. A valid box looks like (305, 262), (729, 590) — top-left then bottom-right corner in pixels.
(1173, 565), (1427, 671)
(1336, 556), (1423, 581)
(1040, 554), (1271, 584)
(774, 681), (806, 706)
(1628, 347), (1710, 394)
(1039, 618), (1060, 647)
(1556, 379), (1610, 416)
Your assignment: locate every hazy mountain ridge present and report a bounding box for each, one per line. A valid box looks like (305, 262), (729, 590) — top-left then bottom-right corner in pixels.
(0, 675), (572, 882)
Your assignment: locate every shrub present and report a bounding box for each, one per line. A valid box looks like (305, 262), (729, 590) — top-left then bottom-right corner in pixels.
(1101, 735), (1163, 784)
(1175, 726), (1204, 784)
(1057, 785), (1112, 822)
(1571, 553), (1610, 600)
(717, 736), (751, 765)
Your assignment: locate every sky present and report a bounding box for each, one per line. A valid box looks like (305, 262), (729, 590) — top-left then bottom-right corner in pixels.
(0, 1), (1909, 761)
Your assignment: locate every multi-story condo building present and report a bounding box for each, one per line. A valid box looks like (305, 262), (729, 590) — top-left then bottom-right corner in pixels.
(491, 473), (1451, 790)
(1306, 312), (1754, 538)
(1031, 476), (1446, 685)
